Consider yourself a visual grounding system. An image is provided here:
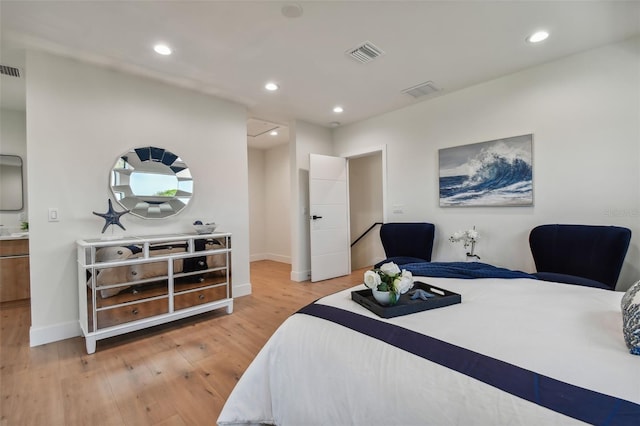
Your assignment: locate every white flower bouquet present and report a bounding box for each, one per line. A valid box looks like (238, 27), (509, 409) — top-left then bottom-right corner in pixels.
(449, 226), (480, 259)
(364, 262), (414, 305)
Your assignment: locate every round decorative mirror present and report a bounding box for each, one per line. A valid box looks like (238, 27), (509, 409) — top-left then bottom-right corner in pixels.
(109, 147), (193, 219)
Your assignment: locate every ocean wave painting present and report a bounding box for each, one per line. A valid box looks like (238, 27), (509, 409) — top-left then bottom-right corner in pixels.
(439, 134), (533, 207)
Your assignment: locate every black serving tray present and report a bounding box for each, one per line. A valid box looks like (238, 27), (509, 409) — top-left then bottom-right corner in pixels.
(351, 281), (461, 319)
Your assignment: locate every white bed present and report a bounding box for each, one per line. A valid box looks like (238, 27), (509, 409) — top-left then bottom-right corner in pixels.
(218, 277), (640, 425)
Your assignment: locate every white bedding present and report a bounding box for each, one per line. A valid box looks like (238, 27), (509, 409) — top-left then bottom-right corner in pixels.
(218, 277), (640, 426)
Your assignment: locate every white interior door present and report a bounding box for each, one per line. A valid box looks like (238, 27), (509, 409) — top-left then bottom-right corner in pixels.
(309, 154), (350, 282)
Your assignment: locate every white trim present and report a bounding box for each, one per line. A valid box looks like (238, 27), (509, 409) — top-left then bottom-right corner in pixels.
(267, 253), (291, 264)
(290, 269), (311, 282)
(338, 144), (385, 159)
(233, 282), (252, 297)
(338, 145), (388, 223)
(250, 253), (268, 262)
(250, 253), (291, 263)
(345, 158), (352, 274)
(30, 320), (81, 347)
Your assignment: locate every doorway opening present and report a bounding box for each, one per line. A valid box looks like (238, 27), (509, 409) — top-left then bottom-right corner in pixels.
(347, 149), (386, 270)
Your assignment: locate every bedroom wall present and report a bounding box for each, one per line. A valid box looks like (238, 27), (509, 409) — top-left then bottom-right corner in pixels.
(26, 50), (251, 346)
(248, 148), (267, 260)
(289, 120), (333, 281)
(332, 36), (640, 291)
(248, 144), (291, 263)
(264, 143), (291, 263)
(0, 109), (27, 231)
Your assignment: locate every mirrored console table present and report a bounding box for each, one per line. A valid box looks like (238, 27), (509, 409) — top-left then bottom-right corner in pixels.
(77, 232), (233, 354)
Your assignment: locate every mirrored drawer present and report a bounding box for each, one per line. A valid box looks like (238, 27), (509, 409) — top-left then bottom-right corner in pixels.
(174, 286), (227, 311)
(97, 298), (168, 329)
(95, 280), (169, 308)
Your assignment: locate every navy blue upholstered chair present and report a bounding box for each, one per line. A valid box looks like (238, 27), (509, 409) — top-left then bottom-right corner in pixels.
(529, 224), (631, 290)
(374, 222), (435, 268)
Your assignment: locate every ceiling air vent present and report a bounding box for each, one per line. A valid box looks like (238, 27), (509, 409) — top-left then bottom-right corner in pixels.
(402, 81), (439, 98)
(0, 65), (21, 78)
(346, 41), (385, 64)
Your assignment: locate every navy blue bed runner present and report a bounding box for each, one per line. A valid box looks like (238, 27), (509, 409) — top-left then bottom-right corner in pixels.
(297, 303), (640, 426)
(401, 261), (537, 280)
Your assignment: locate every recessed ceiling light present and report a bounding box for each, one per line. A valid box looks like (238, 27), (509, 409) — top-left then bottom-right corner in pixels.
(270, 130), (278, 136)
(265, 82), (279, 91)
(153, 44), (172, 55)
(526, 31), (549, 43)
(281, 3), (303, 18)
(333, 106), (344, 113)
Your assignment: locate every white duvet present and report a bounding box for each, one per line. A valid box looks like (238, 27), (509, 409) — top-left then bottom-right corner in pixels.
(218, 277), (640, 426)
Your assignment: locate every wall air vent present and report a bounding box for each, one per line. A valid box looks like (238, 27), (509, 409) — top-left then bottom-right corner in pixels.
(0, 65), (21, 78)
(346, 41), (385, 63)
(402, 81), (439, 98)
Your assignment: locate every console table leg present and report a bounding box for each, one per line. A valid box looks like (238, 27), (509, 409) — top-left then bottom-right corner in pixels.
(85, 337), (97, 354)
(226, 301), (233, 314)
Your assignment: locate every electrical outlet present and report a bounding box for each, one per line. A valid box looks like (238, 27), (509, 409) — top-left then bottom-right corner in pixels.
(392, 205), (405, 214)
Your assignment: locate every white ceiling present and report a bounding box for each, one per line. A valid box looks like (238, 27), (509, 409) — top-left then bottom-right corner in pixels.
(247, 118), (290, 149)
(1, 1), (639, 149)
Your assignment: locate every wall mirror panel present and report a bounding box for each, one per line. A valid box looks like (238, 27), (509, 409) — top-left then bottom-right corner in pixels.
(110, 147), (193, 219)
(0, 154), (24, 211)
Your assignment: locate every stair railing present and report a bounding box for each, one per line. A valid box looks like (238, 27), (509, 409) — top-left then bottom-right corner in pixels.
(351, 222), (383, 247)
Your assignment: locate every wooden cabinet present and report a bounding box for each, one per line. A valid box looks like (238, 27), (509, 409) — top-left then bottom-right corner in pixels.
(77, 233), (233, 354)
(0, 237), (30, 302)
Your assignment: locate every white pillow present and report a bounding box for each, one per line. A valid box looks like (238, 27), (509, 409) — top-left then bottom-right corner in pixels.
(621, 280), (640, 355)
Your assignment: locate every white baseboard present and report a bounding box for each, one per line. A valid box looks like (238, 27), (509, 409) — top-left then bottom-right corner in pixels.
(250, 253), (291, 263)
(267, 253), (291, 264)
(250, 253), (267, 262)
(233, 281), (252, 297)
(30, 320), (81, 347)
(290, 269), (311, 282)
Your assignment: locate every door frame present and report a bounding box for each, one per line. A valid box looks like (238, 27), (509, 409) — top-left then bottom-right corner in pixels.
(339, 144), (388, 225)
(308, 145), (388, 280)
(345, 147), (387, 269)
(290, 144), (388, 282)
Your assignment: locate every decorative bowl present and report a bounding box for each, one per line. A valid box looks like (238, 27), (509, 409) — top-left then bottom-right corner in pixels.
(372, 288), (398, 306)
(193, 223), (217, 234)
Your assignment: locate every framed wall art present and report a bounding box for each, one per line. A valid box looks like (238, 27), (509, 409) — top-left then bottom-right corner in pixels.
(439, 134), (533, 207)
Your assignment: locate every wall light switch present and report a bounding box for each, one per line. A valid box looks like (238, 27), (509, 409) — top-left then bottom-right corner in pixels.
(392, 205), (405, 214)
(48, 208), (60, 222)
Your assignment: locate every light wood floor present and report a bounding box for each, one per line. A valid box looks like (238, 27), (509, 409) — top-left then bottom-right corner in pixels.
(0, 261), (368, 426)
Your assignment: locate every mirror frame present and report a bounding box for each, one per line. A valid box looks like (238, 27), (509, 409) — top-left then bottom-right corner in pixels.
(0, 154), (24, 211)
(109, 147), (193, 219)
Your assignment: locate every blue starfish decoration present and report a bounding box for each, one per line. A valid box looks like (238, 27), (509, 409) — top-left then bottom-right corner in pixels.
(409, 289), (436, 300)
(93, 199), (130, 234)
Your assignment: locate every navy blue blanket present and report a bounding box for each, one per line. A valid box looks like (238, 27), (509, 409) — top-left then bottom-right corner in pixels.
(401, 261), (536, 279)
